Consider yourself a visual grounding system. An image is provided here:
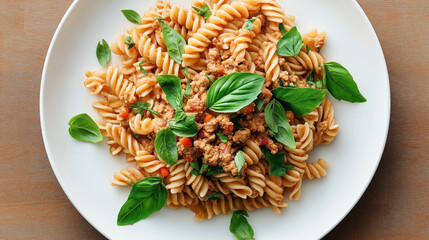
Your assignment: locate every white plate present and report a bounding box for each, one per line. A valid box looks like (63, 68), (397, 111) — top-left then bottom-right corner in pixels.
(40, 0), (390, 239)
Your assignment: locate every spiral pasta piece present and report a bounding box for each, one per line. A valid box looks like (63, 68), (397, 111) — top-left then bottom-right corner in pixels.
(165, 159), (187, 194)
(137, 9), (161, 36)
(111, 166), (148, 186)
(233, 195), (270, 212)
(261, 0), (290, 31)
(129, 114), (157, 135)
(295, 122), (313, 153)
(138, 35), (180, 75)
(288, 178), (302, 200)
(231, 16), (263, 62)
(168, 5), (205, 33)
(110, 32), (139, 59)
(281, 169), (301, 187)
(245, 165), (266, 197)
(105, 123), (143, 156)
(184, 162), (211, 197)
(263, 174), (285, 206)
(92, 99), (121, 124)
(285, 50), (326, 75)
(106, 66), (137, 103)
(240, 140), (262, 165)
(261, 42), (281, 85)
(304, 158), (329, 180)
(183, 1), (251, 66)
(135, 150), (166, 175)
(201, 194), (234, 219)
(84, 71), (106, 95)
(213, 173), (252, 199)
(167, 187), (199, 207)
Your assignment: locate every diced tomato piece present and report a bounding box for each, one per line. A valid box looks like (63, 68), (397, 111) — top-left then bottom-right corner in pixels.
(185, 157), (193, 162)
(204, 113), (213, 123)
(219, 143), (226, 151)
(160, 167), (169, 177)
(181, 137), (192, 146)
(245, 105), (253, 115)
(260, 138), (269, 146)
(189, 106), (197, 111)
(228, 125), (234, 131)
(219, 68), (226, 76)
(119, 111), (129, 119)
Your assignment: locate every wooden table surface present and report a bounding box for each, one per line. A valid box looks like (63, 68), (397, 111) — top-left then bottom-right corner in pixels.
(1, 0), (428, 239)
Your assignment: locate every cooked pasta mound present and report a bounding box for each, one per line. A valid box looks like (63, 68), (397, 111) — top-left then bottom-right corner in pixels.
(85, 0), (338, 221)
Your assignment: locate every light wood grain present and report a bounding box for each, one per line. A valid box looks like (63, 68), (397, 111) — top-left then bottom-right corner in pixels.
(0, 0), (427, 239)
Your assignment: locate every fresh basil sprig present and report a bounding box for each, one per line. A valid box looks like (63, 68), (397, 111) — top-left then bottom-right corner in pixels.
(276, 26), (304, 57)
(206, 165), (224, 176)
(204, 192), (221, 200)
(124, 36), (136, 49)
(272, 86), (327, 116)
(184, 67), (192, 98)
(129, 102), (160, 116)
(216, 133), (228, 143)
(234, 152), (245, 174)
(206, 73), (265, 113)
(117, 177), (167, 225)
(254, 99), (264, 111)
(139, 60), (149, 75)
(168, 111), (198, 137)
(192, 4), (211, 19)
(156, 18), (186, 64)
(190, 161), (209, 176)
(96, 39), (111, 67)
(121, 9), (141, 24)
(244, 17), (257, 31)
(323, 62), (367, 102)
(230, 210), (254, 240)
(265, 100), (296, 149)
(68, 113), (103, 143)
(261, 148), (293, 177)
(154, 128), (178, 166)
(305, 70), (322, 89)
(156, 75), (183, 110)
(278, 23), (287, 36)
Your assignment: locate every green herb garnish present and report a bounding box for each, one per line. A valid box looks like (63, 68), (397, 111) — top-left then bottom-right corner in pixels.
(234, 152), (245, 174)
(229, 210), (254, 240)
(184, 67), (192, 98)
(272, 87), (328, 116)
(216, 133), (228, 143)
(156, 75), (183, 110)
(276, 26), (304, 57)
(204, 192), (221, 200)
(121, 9), (142, 24)
(192, 4), (212, 19)
(68, 113), (103, 143)
(156, 18), (186, 63)
(129, 102), (160, 116)
(96, 39), (111, 67)
(323, 62), (367, 103)
(168, 110), (198, 137)
(244, 17), (257, 31)
(206, 73), (264, 113)
(264, 99), (296, 149)
(139, 60), (149, 75)
(117, 177), (167, 225)
(154, 128), (178, 166)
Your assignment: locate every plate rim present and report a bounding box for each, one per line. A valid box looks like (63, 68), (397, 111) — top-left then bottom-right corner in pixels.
(39, 0), (391, 239)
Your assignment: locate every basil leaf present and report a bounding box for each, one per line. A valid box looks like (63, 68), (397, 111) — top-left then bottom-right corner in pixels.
(278, 23), (286, 36)
(68, 113), (103, 143)
(244, 17), (257, 31)
(139, 60), (149, 75)
(234, 152), (245, 174)
(278, 78), (284, 87)
(254, 99), (264, 111)
(276, 26), (304, 57)
(96, 39), (111, 67)
(206, 73), (215, 83)
(265, 100), (296, 149)
(154, 128), (178, 166)
(230, 116), (245, 130)
(192, 4), (211, 19)
(129, 102), (160, 116)
(261, 148), (287, 177)
(206, 73), (265, 113)
(323, 62), (367, 103)
(305, 70), (316, 86)
(121, 9), (141, 24)
(216, 133), (228, 143)
(200, 163), (209, 174)
(230, 210), (254, 240)
(156, 75), (183, 110)
(190, 161), (201, 176)
(206, 165), (224, 176)
(306, 45), (311, 54)
(272, 87), (328, 116)
(117, 177), (167, 225)
(168, 113), (198, 137)
(159, 20), (186, 64)
(184, 67), (192, 98)
(203, 192), (221, 200)
(318, 47), (321, 53)
(124, 36), (135, 49)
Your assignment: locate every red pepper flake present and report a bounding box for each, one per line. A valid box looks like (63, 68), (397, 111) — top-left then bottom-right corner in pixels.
(204, 113), (213, 123)
(118, 111), (129, 119)
(180, 137), (192, 147)
(260, 138), (269, 146)
(160, 167), (169, 177)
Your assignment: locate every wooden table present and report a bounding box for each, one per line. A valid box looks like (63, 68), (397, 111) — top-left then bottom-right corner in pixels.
(0, 0), (428, 239)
